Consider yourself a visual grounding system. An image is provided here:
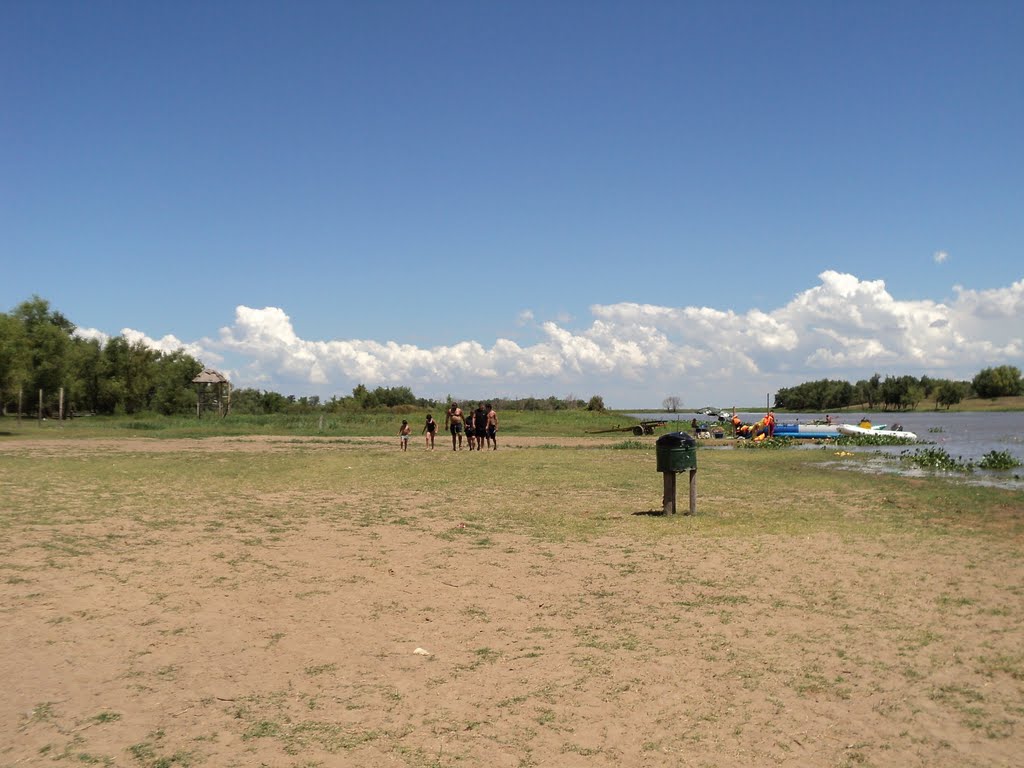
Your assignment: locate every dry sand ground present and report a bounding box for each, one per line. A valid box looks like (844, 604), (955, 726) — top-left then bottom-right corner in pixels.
(2, 437), (1023, 767)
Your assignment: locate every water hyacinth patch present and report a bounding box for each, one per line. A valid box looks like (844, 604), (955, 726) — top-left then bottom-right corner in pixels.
(738, 436), (794, 449)
(901, 447), (975, 473)
(977, 451), (1023, 471)
(836, 433), (918, 447)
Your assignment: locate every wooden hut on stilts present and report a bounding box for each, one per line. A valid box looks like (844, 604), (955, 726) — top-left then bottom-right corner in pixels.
(192, 368), (231, 418)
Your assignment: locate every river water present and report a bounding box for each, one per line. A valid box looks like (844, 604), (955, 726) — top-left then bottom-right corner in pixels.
(627, 410), (1024, 489)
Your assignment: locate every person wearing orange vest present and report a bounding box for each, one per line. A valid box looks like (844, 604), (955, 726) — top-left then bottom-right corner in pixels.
(765, 410), (776, 438)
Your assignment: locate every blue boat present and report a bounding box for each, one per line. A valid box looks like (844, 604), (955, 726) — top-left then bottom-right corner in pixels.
(772, 423), (842, 439)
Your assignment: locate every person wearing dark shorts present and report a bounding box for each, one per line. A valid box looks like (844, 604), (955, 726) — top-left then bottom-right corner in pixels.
(464, 409), (475, 450)
(474, 403), (487, 450)
(485, 403), (498, 450)
(445, 402), (464, 451)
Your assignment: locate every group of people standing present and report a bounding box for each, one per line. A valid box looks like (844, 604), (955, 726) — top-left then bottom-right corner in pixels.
(727, 410), (776, 439)
(444, 401), (498, 451)
(400, 401), (498, 451)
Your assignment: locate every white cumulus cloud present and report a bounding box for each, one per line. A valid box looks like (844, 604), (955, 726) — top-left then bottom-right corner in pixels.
(110, 272), (1023, 407)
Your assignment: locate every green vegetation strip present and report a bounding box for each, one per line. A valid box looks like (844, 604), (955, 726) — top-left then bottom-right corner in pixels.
(1, 438), (1020, 544)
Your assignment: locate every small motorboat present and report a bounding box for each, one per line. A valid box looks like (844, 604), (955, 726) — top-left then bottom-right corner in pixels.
(837, 424), (918, 440)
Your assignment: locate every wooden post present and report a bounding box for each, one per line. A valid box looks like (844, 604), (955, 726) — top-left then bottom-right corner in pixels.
(662, 471), (676, 515)
(688, 469), (697, 515)
(59, 387), (64, 422)
(18, 388), (23, 426)
(38, 388), (43, 425)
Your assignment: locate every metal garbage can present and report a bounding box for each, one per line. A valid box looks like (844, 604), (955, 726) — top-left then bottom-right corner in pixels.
(656, 432), (698, 515)
(655, 431), (697, 472)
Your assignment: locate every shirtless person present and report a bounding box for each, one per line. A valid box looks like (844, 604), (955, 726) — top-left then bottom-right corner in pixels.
(485, 403), (498, 450)
(444, 401), (464, 451)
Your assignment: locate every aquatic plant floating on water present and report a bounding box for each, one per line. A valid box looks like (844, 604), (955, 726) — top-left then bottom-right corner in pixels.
(901, 447), (975, 473)
(977, 451), (1023, 471)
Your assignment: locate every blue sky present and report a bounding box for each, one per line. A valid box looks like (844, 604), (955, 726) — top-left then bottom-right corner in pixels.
(3, 1), (1022, 407)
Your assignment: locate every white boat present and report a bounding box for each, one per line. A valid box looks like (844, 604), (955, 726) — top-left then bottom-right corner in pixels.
(837, 424), (917, 441)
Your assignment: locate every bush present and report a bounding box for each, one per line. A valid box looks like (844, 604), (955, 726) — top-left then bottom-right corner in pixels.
(978, 451), (1022, 470)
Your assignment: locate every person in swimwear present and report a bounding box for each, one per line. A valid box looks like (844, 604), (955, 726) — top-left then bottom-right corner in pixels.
(445, 402), (464, 451)
(473, 402), (488, 450)
(485, 403), (498, 450)
(423, 414), (437, 450)
(466, 409), (477, 450)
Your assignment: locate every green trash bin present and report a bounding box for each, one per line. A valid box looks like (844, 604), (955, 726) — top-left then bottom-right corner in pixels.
(656, 431), (697, 472)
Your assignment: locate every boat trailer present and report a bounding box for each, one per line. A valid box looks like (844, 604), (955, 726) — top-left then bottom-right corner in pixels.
(586, 420), (668, 436)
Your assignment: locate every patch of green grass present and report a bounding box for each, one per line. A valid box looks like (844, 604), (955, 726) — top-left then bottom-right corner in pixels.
(611, 440), (649, 450)
(473, 647), (501, 663)
(28, 701), (57, 723)
(304, 663), (338, 676)
(977, 652), (1024, 680)
(3, 435), (1020, 545)
(0, 408), (646, 440)
(127, 741), (192, 768)
(242, 720), (282, 740)
(461, 605), (490, 622)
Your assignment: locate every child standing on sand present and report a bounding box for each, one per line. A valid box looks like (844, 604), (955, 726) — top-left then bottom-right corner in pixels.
(423, 414), (437, 449)
(399, 420), (411, 451)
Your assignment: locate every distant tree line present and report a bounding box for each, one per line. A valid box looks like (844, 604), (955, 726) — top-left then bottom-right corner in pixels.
(1, 295), (609, 417)
(487, 395), (605, 412)
(775, 367), (1023, 411)
(228, 384), (436, 415)
(227, 388), (608, 415)
(1, 296), (203, 416)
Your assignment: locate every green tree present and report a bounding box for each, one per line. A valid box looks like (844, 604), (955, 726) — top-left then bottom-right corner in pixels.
(935, 381), (965, 410)
(66, 337), (105, 414)
(972, 366), (1023, 399)
(151, 350), (202, 415)
(0, 312), (32, 413)
(102, 337), (159, 414)
(586, 395), (606, 412)
(12, 297), (76, 413)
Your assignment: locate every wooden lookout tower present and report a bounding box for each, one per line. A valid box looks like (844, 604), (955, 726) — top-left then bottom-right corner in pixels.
(192, 368), (231, 418)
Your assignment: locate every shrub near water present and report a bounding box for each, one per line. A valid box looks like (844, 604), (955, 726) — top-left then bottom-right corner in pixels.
(902, 447), (975, 473)
(978, 450), (1023, 471)
(836, 433), (917, 447)
(901, 447), (1023, 473)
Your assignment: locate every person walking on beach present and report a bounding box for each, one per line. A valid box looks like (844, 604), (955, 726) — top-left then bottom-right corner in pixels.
(445, 402), (464, 451)
(423, 414), (437, 450)
(474, 402), (488, 450)
(466, 408), (476, 450)
(399, 420), (411, 451)
(486, 403), (498, 450)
